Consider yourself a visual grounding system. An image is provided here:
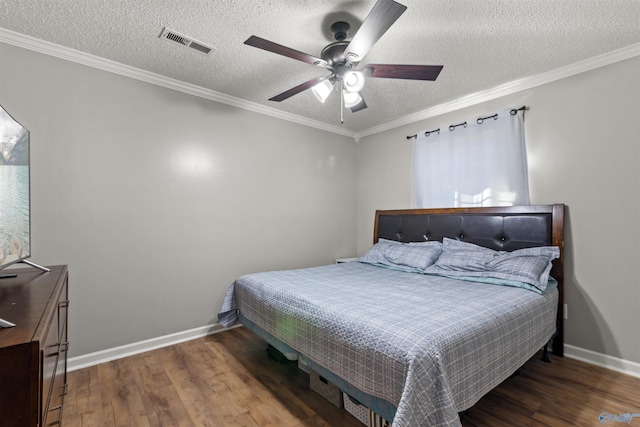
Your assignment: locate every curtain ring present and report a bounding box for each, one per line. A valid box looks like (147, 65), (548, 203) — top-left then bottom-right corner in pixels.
(477, 114), (498, 124)
(510, 106), (526, 115)
(424, 128), (440, 137)
(449, 122), (467, 131)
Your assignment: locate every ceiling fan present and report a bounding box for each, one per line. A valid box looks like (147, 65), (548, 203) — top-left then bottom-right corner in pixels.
(244, 0), (443, 116)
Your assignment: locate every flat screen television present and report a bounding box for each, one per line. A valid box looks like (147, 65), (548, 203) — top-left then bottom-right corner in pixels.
(0, 104), (31, 271)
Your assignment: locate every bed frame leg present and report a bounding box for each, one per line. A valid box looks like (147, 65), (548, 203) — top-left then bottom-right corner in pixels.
(541, 342), (551, 363)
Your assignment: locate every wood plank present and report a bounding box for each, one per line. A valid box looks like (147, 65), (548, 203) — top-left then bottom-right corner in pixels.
(139, 383), (197, 427)
(62, 327), (640, 426)
(98, 359), (151, 427)
(465, 354), (640, 426)
(160, 344), (238, 426)
(62, 366), (108, 427)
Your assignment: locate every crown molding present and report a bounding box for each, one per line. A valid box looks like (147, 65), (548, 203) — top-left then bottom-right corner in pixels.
(354, 42), (640, 139)
(0, 28), (355, 139)
(2, 28), (638, 141)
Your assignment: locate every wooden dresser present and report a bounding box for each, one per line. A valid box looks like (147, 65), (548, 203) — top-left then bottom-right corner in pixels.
(0, 265), (69, 426)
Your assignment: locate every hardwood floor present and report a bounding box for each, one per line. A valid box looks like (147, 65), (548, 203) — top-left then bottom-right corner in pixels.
(62, 326), (639, 426)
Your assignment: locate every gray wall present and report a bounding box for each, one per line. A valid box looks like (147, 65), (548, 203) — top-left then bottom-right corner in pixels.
(0, 42), (357, 356)
(356, 56), (640, 364)
(2, 40), (638, 366)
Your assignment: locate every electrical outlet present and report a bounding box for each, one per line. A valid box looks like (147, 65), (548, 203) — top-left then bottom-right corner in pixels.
(564, 304), (568, 320)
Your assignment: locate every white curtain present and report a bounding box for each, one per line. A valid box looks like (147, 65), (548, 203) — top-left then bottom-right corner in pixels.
(413, 109), (529, 208)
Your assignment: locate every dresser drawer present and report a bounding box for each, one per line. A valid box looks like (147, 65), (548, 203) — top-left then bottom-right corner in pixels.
(43, 335), (67, 426)
(0, 265), (68, 427)
(42, 276), (69, 426)
(41, 313), (61, 413)
(58, 298), (69, 340)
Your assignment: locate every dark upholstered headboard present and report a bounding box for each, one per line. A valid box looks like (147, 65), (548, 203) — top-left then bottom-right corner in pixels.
(374, 204), (565, 356)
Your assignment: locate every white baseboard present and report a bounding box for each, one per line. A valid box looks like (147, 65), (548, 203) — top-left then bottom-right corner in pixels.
(68, 326), (640, 380)
(67, 323), (240, 372)
(565, 344), (640, 379)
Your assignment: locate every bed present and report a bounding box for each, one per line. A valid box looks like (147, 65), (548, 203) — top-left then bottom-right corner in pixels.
(218, 204), (565, 427)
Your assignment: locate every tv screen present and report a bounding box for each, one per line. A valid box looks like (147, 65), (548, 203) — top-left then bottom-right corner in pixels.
(0, 104), (30, 270)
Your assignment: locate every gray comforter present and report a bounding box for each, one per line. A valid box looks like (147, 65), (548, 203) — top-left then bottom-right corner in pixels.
(218, 261), (557, 426)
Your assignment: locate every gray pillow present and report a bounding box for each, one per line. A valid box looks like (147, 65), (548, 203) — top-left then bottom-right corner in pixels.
(359, 239), (442, 273)
(424, 238), (559, 292)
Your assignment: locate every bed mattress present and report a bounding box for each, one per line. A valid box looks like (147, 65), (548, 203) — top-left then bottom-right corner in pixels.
(219, 261), (558, 427)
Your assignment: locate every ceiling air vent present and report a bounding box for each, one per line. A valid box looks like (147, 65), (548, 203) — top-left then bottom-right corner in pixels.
(159, 27), (215, 55)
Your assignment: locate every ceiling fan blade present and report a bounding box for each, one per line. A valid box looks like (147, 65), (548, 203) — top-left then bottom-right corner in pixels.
(269, 76), (329, 102)
(245, 35), (326, 66)
(364, 64), (443, 80)
(344, 0), (407, 63)
(350, 95), (368, 113)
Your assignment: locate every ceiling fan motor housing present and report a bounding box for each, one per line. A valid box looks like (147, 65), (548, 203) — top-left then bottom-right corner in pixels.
(321, 41), (352, 67)
(322, 21), (358, 70)
(330, 21), (350, 41)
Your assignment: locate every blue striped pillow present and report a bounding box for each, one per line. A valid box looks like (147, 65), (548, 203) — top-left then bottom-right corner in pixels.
(359, 239), (442, 273)
(424, 238), (559, 292)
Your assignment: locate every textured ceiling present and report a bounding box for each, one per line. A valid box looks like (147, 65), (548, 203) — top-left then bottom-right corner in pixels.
(1, 0), (639, 135)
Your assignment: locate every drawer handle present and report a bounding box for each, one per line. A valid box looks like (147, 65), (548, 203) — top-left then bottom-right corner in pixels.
(45, 343), (61, 357)
(46, 341), (68, 358)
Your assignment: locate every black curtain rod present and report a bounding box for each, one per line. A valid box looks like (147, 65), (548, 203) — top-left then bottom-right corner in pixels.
(510, 106), (527, 115)
(407, 128), (440, 139)
(406, 105), (527, 139)
(449, 121), (467, 131)
(476, 113), (497, 124)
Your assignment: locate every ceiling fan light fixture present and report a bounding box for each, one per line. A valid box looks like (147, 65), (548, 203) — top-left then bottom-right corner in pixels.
(312, 79), (333, 103)
(343, 70), (365, 93)
(343, 90), (363, 108)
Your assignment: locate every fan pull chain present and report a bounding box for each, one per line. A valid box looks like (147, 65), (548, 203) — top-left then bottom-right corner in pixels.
(340, 83), (344, 124)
